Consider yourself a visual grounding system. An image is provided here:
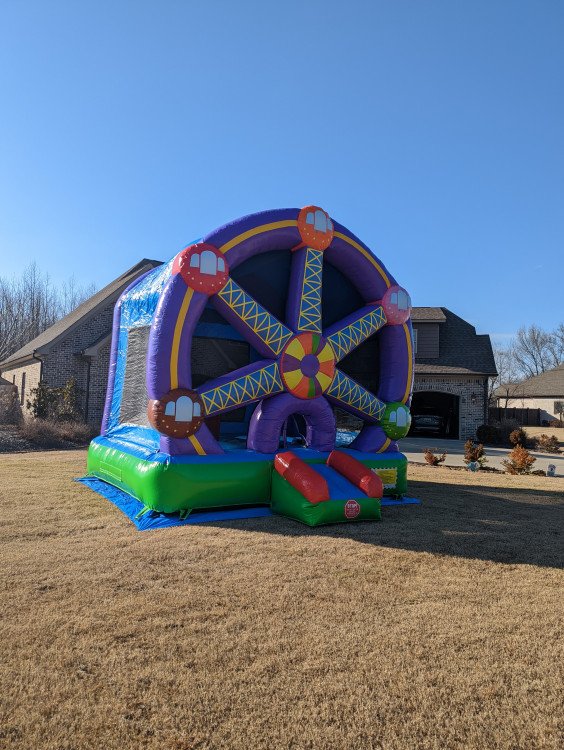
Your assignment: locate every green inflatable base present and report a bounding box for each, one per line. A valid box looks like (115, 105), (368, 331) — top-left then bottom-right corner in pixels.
(87, 439), (408, 517)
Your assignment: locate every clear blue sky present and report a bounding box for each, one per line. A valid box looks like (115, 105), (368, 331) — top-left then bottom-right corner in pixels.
(1, 1), (563, 343)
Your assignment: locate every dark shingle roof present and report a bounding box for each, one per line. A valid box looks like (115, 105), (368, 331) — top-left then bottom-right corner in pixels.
(0, 259), (162, 367)
(495, 364), (564, 398)
(414, 308), (497, 376)
(411, 307), (446, 322)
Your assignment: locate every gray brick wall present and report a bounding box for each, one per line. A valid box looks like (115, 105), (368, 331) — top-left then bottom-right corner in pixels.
(87, 339), (111, 426)
(0, 361), (42, 416)
(41, 306), (115, 422)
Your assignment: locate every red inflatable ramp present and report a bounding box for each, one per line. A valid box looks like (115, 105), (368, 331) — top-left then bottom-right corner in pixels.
(327, 450), (383, 498)
(274, 452), (329, 504)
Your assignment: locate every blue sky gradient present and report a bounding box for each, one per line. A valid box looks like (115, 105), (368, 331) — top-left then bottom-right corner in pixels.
(1, 1), (562, 343)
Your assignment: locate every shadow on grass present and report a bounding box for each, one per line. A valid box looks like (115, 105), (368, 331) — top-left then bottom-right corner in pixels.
(207, 479), (564, 569)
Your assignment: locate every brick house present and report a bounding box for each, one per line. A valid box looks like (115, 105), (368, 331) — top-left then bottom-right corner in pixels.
(0, 260), (161, 425)
(494, 364), (564, 424)
(1, 261), (496, 439)
(411, 307), (496, 439)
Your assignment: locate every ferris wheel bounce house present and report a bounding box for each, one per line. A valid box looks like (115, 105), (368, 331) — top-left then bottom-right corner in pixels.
(86, 206), (416, 527)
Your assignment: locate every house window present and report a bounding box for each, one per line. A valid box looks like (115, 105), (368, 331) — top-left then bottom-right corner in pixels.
(412, 328), (418, 354)
(20, 372), (26, 405)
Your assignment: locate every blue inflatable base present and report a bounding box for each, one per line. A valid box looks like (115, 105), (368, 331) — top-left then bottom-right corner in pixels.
(76, 477), (420, 531)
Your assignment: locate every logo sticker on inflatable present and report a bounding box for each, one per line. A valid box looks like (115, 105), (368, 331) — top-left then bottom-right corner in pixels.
(344, 499), (361, 519)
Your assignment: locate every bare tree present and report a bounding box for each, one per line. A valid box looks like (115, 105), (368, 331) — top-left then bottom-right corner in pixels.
(512, 325), (555, 378)
(548, 323), (564, 368)
(489, 344), (523, 407)
(491, 324), (564, 410)
(0, 263), (96, 362)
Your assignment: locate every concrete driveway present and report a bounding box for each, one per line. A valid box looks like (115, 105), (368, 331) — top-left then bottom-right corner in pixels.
(398, 436), (564, 477)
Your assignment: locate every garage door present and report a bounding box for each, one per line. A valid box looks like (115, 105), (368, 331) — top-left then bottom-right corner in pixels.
(410, 391), (459, 439)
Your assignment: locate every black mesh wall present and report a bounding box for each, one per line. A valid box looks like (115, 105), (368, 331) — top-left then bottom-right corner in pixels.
(230, 249), (292, 321)
(191, 336), (250, 387)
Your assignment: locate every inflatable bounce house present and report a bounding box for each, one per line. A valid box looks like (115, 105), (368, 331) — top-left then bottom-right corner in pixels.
(87, 206), (415, 526)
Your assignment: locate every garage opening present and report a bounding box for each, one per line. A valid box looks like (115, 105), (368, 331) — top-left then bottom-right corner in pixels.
(410, 391), (459, 439)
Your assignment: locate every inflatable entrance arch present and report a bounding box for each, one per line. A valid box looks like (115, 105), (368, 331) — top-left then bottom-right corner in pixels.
(88, 206), (414, 523)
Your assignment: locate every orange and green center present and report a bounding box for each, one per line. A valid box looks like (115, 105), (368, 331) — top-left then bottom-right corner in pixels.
(279, 333), (336, 400)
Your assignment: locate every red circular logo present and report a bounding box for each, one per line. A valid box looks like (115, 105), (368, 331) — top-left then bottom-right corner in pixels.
(344, 499), (361, 519)
(297, 206), (334, 250)
(173, 243), (229, 295)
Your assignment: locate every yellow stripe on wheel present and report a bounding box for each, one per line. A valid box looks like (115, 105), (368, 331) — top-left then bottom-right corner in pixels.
(284, 338), (305, 360)
(283, 369), (303, 390)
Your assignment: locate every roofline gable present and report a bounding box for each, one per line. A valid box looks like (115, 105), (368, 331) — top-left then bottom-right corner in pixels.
(0, 259), (162, 368)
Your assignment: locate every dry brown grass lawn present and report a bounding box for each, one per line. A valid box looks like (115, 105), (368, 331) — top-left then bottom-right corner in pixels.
(0, 451), (563, 750)
(524, 426), (564, 446)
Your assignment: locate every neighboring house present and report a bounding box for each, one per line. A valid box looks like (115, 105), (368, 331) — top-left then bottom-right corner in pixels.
(1, 258), (496, 440)
(411, 307), (497, 439)
(0, 375), (15, 391)
(494, 364), (564, 424)
(0, 375), (20, 423)
(0, 260), (162, 425)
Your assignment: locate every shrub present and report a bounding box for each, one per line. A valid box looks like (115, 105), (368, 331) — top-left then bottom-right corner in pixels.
(502, 444), (536, 475)
(19, 419), (95, 449)
(26, 378), (83, 422)
(464, 440), (487, 467)
(548, 419), (561, 428)
(0, 387), (22, 425)
(534, 434), (561, 454)
(509, 427), (528, 447)
(423, 449), (447, 466)
(495, 419), (520, 445)
(476, 424), (500, 444)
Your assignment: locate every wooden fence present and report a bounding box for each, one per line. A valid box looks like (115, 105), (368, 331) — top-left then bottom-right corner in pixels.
(488, 407), (541, 426)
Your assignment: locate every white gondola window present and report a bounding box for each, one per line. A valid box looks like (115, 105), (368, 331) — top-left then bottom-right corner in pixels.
(314, 210), (328, 232)
(397, 290), (410, 311)
(396, 409), (407, 427)
(175, 396), (193, 421)
(200, 249), (218, 275)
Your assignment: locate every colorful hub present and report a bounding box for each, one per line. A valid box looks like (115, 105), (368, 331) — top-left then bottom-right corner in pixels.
(280, 333), (336, 399)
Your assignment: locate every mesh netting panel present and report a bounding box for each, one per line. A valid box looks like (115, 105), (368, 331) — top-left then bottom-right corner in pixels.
(120, 326), (151, 426)
(191, 336), (250, 386)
